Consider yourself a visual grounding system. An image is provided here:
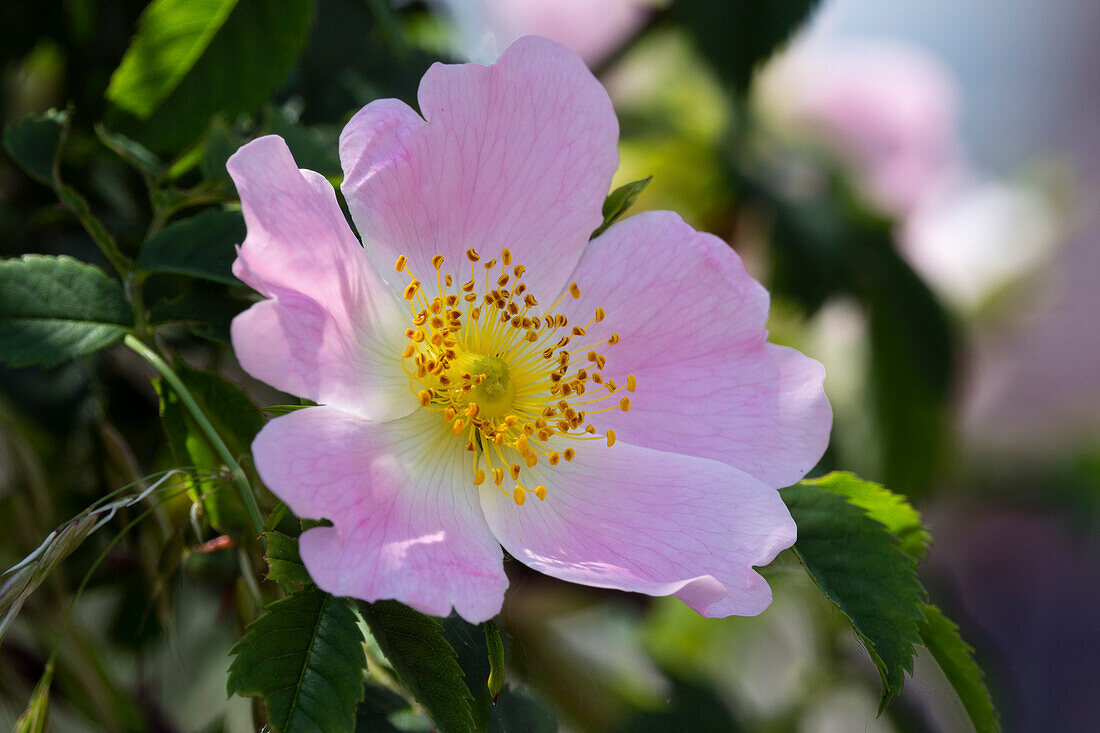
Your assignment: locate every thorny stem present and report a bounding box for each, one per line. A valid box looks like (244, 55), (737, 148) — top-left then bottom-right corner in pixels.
(123, 335), (264, 534)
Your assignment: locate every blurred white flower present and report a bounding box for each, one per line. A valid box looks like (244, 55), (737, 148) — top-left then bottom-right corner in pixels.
(902, 181), (1062, 311)
(430, 0), (653, 65)
(759, 40), (962, 216)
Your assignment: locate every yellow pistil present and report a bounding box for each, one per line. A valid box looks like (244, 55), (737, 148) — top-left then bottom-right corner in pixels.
(396, 251), (635, 506)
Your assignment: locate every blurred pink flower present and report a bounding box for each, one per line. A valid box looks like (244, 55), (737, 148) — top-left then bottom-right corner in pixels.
(761, 41), (961, 215)
(434, 0), (652, 66)
(229, 37), (830, 622)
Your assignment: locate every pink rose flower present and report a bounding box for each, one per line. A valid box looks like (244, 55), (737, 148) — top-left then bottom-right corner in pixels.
(229, 37), (831, 622)
(761, 40), (961, 216)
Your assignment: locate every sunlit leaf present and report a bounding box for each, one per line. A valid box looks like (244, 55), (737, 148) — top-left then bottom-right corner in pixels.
(592, 176), (651, 238)
(228, 588), (366, 733)
(803, 472), (931, 560)
(0, 255), (132, 368)
(105, 0), (318, 153)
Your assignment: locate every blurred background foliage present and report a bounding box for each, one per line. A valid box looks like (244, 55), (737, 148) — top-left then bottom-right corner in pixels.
(1, 0), (1097, 730)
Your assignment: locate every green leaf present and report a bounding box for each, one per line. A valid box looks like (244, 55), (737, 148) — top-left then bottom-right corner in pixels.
(201, 116), (239, 183)
(803, 472), (931, 560)
(13, 662), (53, 733)
(228, 588), (366, 733)
(138, 209), (244, 285)
(0, 255), (132, 368)
(675, 0), (823, 92)
(94, 124), (165, 181)
(148, 286), (245, 342)
(360, 601), (475, 733)
(154, 361), (263, 534)
(107, 0), (240, 118)
(918, 604), (999, 733)
(592, 176), (651, 238)
(484, 620), (505, 702)
(264, 105), (342, 176)
(781, 481), (926, 710)
(105, 0), (317, 154)
(3, 108), (68, 185)
(263, 531), (312, 587)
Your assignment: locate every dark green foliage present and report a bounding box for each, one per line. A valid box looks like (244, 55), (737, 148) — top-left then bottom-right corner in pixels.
(765, 188), (956, 496)
(94, 124), (166, 181)
(154, 361), (263, 534)
(782, 480), (927, 710)
(3, 108), (68, 185)
(360, 601), (475, 733)
(354, 682), (413, 732)
(0, 255), (132, 367)
(264, 105), (342, 176)
(138, 209), (245, 285)
(263, 531), (312, 587)
(227, 589), (366, 733)
(105, 0), (318, 153)
(592, 176), (652, 238)
(674, 0), (823, 92)
(918, 604), (999, 732)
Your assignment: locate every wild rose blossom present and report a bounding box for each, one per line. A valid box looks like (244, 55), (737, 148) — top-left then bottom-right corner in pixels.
(229, 37), (831, 622)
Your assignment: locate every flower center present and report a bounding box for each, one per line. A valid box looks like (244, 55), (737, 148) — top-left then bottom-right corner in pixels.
(395, 248), (635, 506)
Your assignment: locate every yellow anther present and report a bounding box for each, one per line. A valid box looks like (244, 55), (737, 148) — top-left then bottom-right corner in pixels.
(502, 248), (512, 265)
(606, 428), (616, 447)
(569, 282), (582, 299)
(394, 255), (407, 271)
(513, 485), (526, 505)
(607, 333), (620, 345)
(432, 254), (445, 269)
(515, 434), (528, 453)
(534, 485), (547, 500)
(418, 390), (432, 407)
(444, 407), (456, 421)
(493, 468), (505, 485)
(513, 264), (525, 277)
(504, 415), (519, 426)
(594, 306), (605, 322)
(563, 448), (576, 462)
(509, 464), (521, 480)
(525, 453), (538, 467)
(465, 403), (480, 418)
(524, 294), (538, 307)
(626, 374), (637, 392)
(474, 469), (486, 485)
(619, 396), (632, 412)
(402, 344), (416, 358)
(548, 452), (560, 466)
(403, 281), (420, 300)
(466, 248), (480, 262)
(452, 418), (465, 434)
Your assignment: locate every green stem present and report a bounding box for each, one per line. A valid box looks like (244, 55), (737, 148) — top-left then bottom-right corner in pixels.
(123, 335), (264, 534)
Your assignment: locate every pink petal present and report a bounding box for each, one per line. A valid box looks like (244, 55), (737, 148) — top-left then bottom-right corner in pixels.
(557, 211), (831, 488)
(340, 35), (619, 297)
(228, 136), (412, 421)
(252, 406), (508, 622)
(478, 440), (796, 617)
